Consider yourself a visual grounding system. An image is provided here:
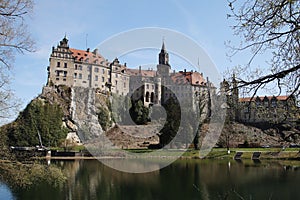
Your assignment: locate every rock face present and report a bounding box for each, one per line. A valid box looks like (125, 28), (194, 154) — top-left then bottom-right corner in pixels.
(66, 132), (82, 145)
(39, 85), (300, 149)
(39, 85), (160, 148)
(71, 87), (103, 142)
(105, 125), (160, 149)
(218, 122), (300, 148)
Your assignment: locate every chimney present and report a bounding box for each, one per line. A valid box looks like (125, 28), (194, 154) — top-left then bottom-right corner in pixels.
(93, 48), (98, 55)
(139, 66), (141, 74)
(86, 48), (90, 52)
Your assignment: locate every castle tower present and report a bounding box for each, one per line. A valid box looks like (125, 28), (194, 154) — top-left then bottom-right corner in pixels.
(157, 41), (171, 76)
(159, 41), (169, 65)
(47, 36), (74, 87)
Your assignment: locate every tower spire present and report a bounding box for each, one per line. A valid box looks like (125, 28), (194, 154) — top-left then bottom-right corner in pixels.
(159, 39), (169, 65)
(162, 36), (166, 51)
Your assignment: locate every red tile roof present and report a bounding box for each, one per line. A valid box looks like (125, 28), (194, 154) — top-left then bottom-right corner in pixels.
(69, 48), (106, 64)
(170, 71), (206, 86)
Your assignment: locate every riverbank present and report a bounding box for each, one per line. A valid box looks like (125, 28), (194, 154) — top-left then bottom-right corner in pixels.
(32, 147), (300, 161)
(195, 148), (300, 160)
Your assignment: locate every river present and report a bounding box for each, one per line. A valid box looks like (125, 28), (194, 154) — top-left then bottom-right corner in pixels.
(1, 159), (300, 200)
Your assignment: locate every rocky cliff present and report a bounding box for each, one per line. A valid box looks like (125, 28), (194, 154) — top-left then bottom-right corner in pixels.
(2, 85), (299, 149)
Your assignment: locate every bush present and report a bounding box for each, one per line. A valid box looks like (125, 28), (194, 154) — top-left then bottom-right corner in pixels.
(97, 106), (111, 131)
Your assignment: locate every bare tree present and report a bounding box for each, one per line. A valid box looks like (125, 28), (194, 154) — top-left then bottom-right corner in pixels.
(0, 0), (34, 121)
(227, 0), (300, 98)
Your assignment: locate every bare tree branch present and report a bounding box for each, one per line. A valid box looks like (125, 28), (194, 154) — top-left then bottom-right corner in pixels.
(227, 0), (300, 96)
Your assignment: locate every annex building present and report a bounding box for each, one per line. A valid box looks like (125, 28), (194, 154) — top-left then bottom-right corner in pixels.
(220, 77), (299, 124)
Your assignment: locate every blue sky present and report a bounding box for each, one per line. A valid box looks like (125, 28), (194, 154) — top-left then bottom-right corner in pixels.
(11, 0), (266, 119)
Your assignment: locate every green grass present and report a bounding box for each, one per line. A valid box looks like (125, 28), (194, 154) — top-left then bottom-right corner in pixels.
(50, 145), (86, 152)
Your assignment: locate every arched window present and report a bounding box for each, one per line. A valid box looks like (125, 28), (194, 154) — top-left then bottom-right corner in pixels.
(146, 92), (150, 102)
(151, 92), (155, 103)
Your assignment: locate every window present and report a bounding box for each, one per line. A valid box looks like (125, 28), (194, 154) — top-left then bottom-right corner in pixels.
(271, 100), (277, 107)
(88, 65), (91, 71)
(146, 84), (149, 89)
(95, 67), (99, 73)
(79, 74), (82, 79)
(57, 62), (60, 67)
(63, 71), (67, 77)
(115, 73), (118, 78)
(115, 80), (118, 85)
(74, 73), (77, 79)
(146, 92), (150, 102)
(102, 69), (105, 74)
(102, 77), (105, 82)
(88, 75), (91, 80)
(256, 101), (261, 107)
(75, 64), (78, 70)
(124, 82), (126, 88)
(79, 65), (82, 70)
(95, 75), (98, 81)
(64, 63), (67, 68)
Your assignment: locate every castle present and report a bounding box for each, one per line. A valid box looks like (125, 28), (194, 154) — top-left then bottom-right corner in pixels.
(47, 37), (214, 107)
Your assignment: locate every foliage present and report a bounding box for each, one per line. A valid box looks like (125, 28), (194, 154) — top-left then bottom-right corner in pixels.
(5, 99), (68, 147)
(228, 0), (300, 97)
(129, 100), (149, 125)
(97, 106), (111, 131)
(159, 97), (181, 147)
(0, 127), (14, 160)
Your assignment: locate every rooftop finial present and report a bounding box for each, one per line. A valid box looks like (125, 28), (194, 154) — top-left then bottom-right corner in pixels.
(161, 36), (166, 51)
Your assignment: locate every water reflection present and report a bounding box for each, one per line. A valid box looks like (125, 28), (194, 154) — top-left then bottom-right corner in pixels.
(4, 159), (300, 200)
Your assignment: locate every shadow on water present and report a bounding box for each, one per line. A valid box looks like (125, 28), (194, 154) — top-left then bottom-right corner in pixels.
(1, 159), (300, 200)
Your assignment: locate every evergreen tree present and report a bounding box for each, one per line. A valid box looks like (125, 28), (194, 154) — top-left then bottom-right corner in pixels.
(6, 100), (68, 147)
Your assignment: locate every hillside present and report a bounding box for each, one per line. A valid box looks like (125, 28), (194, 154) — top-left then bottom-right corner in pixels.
(1, 85), (300, 152)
